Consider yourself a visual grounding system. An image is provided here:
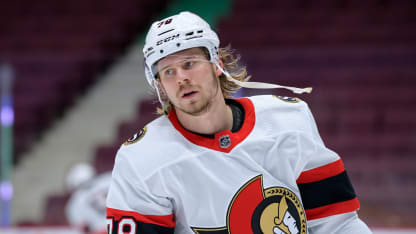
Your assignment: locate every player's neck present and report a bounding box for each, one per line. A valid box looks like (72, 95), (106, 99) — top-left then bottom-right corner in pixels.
(175, 95), (233, 135)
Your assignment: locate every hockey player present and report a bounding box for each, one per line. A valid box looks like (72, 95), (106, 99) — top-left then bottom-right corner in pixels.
(106, 11), (372, 234)
(65, 163), (110, 234)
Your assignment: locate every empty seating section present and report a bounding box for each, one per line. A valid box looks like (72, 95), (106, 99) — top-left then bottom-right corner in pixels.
(42, 193), (72, 226)
(0, 0), (169, 161)
(219, 0), (416, 48)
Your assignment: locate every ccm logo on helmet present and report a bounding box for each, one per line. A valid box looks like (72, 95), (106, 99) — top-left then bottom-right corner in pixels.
(156, 34), (180, 46)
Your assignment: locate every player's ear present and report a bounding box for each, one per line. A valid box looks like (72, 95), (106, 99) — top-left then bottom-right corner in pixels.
(215, 59), (224, 77)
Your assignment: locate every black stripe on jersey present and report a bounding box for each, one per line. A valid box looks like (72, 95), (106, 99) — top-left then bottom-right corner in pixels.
(297, 171), (356, 210)
(137, 222), (174, 234)
(110, 220), (174, 234)
(192, 228), (228, 234)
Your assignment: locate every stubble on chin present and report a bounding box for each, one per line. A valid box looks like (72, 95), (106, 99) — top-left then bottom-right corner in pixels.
(177, 96), (211, 116)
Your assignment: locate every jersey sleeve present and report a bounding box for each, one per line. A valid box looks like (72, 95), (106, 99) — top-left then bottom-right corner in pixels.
(295, 103), (371, 233)
(106, 149), (175, 234)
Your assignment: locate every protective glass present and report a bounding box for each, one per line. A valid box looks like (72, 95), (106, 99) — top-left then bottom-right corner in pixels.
(153, 55), (212, 80)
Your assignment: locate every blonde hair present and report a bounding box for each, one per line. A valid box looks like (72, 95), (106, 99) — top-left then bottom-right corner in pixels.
(155, 46), (251, 115)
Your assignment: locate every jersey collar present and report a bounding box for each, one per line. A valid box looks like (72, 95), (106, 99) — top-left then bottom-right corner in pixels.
(168, 98), (255, 153)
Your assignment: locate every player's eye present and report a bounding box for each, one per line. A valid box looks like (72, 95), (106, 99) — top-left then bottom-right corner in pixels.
(183, 60), (195, 69)
(163, 68), (174, 76)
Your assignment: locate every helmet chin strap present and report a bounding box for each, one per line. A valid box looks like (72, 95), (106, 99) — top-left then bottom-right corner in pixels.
(153, 80), (168, 114)
(215, 64), (313, 94)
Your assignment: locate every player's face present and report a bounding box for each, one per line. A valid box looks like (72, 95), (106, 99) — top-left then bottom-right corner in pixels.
(157, 48), (222, 116)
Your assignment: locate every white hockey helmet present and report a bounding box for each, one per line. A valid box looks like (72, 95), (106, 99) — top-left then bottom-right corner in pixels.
(143, 11), (220, 88)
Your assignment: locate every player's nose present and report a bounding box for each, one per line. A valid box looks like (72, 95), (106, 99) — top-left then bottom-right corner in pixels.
(176, 68), (190, 85)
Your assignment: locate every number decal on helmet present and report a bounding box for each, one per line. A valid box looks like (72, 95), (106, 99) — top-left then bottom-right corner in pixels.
(157, 18), (173, 28)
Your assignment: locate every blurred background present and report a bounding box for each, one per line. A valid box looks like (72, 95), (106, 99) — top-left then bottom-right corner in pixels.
(0, 0), (415, 233)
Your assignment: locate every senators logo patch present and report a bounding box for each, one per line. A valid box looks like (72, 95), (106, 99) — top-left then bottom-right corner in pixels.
(192, 175), (306, 234)
(273, 95), (300, 103)
(123, 127), (146, 145)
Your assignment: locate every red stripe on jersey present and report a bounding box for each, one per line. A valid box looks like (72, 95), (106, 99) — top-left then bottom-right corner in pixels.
(106, 207), (175, 228)
(296, 159), (345, 184)
(305, 197), (360, 220)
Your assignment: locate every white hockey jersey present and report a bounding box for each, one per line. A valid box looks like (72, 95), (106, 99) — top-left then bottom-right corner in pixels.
(106, 95), (371, 234)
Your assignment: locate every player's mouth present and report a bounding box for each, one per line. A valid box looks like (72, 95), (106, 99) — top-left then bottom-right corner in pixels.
(181, 90), (198, 99)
